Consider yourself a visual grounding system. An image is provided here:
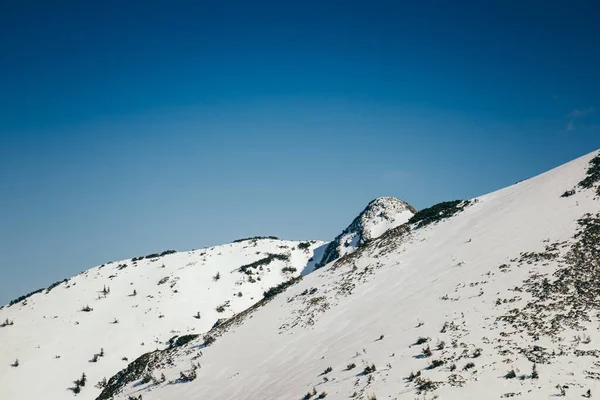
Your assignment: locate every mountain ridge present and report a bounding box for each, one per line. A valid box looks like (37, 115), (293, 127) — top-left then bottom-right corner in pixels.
(2, 149), (600, 400)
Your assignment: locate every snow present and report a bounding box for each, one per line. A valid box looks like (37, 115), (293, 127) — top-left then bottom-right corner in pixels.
(108, 150), (600, 400)
(0, 238), (325, 400)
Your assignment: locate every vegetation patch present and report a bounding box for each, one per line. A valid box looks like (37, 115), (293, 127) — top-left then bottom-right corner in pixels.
(8, 288), (44, 306)
(46, 279), (69, 294)
(233, 236), (279, 243)
(578, 152), (600, 195)
(97, 350), (163, 400)
(408, 200), (471, 228)
(144, 250), (176, 259)
(263, 276), (302, 299)
(132, 250), (176, 261)
(239, 253), (290, 273)
(298, 241), (312, 250)
(497, 213), (600, 337)
(174, 334), (199, 347)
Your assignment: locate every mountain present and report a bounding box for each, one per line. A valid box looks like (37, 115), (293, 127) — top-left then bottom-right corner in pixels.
(98, 150), (600, 400)
(0, 238), (325, 400)
(316, 197), (416, 269)
(3, 149), (600, 400)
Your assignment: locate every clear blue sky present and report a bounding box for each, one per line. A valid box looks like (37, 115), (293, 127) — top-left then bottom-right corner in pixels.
(0, 0), (598, 305)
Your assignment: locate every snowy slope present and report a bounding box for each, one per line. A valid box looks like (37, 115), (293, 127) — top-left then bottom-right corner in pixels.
(0, 238), (325, 400)
(317, 197), (416, 269)
(109, 150), (600, 400)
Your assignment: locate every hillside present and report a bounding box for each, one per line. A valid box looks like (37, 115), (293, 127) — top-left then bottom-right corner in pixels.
(104, 150), (600, 400)
(0, 238), (325, 400)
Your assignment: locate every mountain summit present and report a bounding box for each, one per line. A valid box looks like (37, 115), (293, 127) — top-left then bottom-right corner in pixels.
(318, 196), (416, 267)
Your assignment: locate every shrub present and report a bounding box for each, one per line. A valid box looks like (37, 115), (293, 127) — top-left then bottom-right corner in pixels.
(239, 253), (290, 273)
(303, 388), (318, 399)
(174, 334), (199, 347)
(298, 242), (311, 250)
(561, 189), (576, 198)
(233, 236), (279, 243)
(323, 366), (332, 375)
(347, 363), (356, 370)
(46, 279), (68, 294)
(179, 369), (197, 382)
(203, 334), (216, 346)
(406, 370), (421, 381)
(215, 303), (227, 313)
(82, 305), (93, 312)
(436, 341), (445, 350)
(213, 272), (221, 281)
(281, 266), (297, 273)
(415, 337), (429, 345)
(505, 369), (516, 379)
(75, 372), (87, 387)
(12, 359), (19, 367)
(415, 377), (437, 393)
(145, 250), (176, 259)
(363, 364), (376, 374)
(263, 276), (302, 299)
(463, 362), (475, 370)
(422, 346), (432, 358)
(8, 288), (44, 306)
(427, 359), (444, 369)
(531, 363), (539, 379)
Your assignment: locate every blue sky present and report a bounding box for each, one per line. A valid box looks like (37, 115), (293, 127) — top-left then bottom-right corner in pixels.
(0, 1), (598, 305)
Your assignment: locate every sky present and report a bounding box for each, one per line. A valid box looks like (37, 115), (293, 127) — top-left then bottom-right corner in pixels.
(0, 0), (599, 305)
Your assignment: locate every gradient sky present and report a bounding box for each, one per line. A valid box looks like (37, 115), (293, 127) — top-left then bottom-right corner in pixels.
(1, 0), (599, 305)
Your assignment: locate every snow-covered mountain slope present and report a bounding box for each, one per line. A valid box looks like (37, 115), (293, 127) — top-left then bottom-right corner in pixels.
(108, 150), (600, 400)
(317, 197), (416, 269)
(0, 238), (325, 400)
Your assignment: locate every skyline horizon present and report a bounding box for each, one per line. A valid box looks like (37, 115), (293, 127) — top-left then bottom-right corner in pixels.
(1, 146), (598, 306)
(1, 1), (599, 306)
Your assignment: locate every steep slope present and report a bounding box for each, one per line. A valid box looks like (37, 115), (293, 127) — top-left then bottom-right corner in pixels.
(0, 238), (325, 400)
(315, 197), (416, 269)
(110, 150), (600, 400)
